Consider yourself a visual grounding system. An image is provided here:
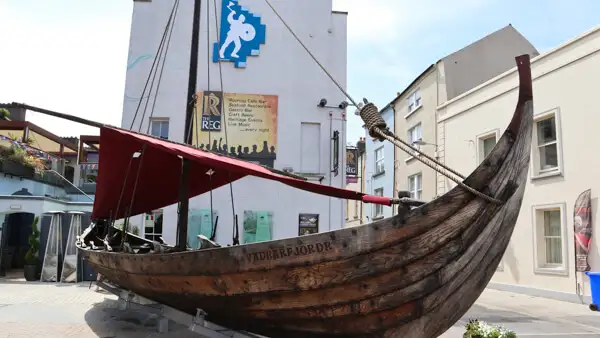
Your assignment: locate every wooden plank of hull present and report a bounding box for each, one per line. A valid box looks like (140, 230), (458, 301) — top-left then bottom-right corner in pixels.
(79, 55), (533, 338)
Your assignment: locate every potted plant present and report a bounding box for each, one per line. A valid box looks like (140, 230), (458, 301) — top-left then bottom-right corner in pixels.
(463, 319), (517, 338)
(23, 216), (41, 281)
(0, 108), (10, 120)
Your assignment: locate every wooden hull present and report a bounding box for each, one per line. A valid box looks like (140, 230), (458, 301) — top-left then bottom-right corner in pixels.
(78, 56), (533, 338)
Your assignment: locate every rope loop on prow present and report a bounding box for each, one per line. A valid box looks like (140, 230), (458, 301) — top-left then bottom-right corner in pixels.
(360, 102), (389, 141)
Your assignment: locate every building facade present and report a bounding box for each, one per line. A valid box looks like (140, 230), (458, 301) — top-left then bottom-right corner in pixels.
(0, 111), (94, 278)
(437, 25), (600, 301)
(364, 106), (395, 221)
(344, 137), (366, 227)
(390, 25), (539, 202)
(122, 0), (348, 245)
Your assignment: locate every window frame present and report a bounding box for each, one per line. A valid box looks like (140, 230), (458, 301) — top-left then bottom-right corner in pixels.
(150, 118), (170, 140)
(476, 129), (500, 164)
(374, 146), (385, 175)
(373, 187), (384, 218)
(532, 202), (568, 276)
(144, 209), (164, 242)
(406, 89), (422, 117)
(406, 123), (422, 160)
(531, 108), (563, 180)
(408, 173), (422, 200)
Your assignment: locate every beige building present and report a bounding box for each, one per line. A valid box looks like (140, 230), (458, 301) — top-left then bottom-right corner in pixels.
(345, 138), (367, 227)
(390, 25), (538, 201)
(437, 25), (600, 302)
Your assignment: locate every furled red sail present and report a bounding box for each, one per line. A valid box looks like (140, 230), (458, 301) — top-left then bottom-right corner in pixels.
(92, 127), (391, 219)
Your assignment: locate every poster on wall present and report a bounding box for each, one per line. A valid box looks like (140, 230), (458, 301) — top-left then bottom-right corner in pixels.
(243, 211), (273, 244)
(200, 91), (224, 132)
(346, 147), (358, 176)
(574, 189), (592, 272)
(298, 213), (319, 236)
(188, 209), (217, 249)
(194, 92), (278, 167)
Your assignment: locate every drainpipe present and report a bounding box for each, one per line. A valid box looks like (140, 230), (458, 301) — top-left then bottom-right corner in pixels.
(435, 63), (440, 197)
(390, 105), (397, 215)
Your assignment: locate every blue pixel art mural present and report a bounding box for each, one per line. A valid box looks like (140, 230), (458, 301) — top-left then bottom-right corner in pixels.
(212, 0), (266, 68)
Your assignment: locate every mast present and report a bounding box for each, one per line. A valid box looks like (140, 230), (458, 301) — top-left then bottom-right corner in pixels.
(176, 0), (202, 250)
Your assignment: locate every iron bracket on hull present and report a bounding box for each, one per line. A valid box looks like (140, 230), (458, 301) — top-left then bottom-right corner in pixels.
(96, 280), (268, 338)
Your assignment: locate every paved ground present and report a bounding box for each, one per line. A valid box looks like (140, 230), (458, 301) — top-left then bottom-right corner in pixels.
(1, 274), (600, 337)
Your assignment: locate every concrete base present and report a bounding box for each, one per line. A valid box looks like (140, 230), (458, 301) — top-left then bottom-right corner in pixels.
(97, 280), (266, 338)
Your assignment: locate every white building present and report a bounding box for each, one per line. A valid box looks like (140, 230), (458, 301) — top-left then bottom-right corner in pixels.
(437, 25), (600, 302)
(121, 0), (348, 245)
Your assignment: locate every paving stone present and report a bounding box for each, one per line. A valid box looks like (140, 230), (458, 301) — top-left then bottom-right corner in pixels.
(3, 279), (600, 337)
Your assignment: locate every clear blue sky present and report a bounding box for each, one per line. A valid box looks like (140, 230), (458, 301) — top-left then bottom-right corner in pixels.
(0, 0), (599, 143)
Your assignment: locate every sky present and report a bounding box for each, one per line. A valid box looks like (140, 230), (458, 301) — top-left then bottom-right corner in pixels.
(0, 0), (599, 144)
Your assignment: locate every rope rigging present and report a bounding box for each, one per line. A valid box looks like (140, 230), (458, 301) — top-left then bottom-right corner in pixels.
(130, 0), (180, 131)
(198, 0), (217, 243)
(262, 0), (501, 204)
(212, 0), (239, 244)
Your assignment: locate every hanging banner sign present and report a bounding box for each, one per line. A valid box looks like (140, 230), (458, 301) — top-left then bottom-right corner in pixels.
(346, 148), (358, 176)
(574, 189), (592, 272)
(201, 91), (224, 132)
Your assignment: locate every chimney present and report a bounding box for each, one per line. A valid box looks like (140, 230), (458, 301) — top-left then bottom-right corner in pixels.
(7, 106), (26, 121)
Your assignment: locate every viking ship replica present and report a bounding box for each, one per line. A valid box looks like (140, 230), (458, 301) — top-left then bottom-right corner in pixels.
(3, 0), (535, 337)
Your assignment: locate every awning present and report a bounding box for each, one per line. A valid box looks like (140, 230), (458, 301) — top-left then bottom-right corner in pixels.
(92, 127), (391, 219)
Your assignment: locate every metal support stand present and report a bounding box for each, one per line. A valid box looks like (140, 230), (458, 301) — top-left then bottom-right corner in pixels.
(96, 280), (267, 337)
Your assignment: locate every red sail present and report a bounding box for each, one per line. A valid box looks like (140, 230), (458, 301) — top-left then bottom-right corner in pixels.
(574, 189), (592, 272)
(92, 127), (391, 219)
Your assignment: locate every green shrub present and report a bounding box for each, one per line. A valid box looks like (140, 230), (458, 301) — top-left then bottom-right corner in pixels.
(464, 319), (516, 338)
(24, 216), (40, 265)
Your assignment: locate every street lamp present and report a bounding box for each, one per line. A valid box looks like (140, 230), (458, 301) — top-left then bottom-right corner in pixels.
(411, 139), (439, 158)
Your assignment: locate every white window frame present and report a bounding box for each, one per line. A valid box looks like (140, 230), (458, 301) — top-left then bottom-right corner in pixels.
(531, 108), (563, 180)
(406, 89), (422, 117)
(408, 173), (422, 200)
(374, 146), (385, 175)
(532, 202), (568, 276)
(373, 188), (384, 218)
(476, 129), (500, 164)
(406, 123), (422, 160)
(144, 209), (164, 242)
(150, 118), (170, 140)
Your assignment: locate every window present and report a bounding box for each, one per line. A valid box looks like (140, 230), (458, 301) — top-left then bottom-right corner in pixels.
(533, 203), (567, 275)
(150, 118), (169, 139)
(536, 117), (558, 170)
(408, 173), (422, 200)
(407, 89), (421, 114)
(144, 209), (163, 241)
(407, 123), (422, 156)
(374, 188), (384, 218)
(532, 109), (562, 178)
(476, 130), (499, 164)
(374, 147), (384, 175)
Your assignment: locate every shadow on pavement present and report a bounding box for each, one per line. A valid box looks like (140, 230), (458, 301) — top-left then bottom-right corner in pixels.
(84, 298), (199, 337)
